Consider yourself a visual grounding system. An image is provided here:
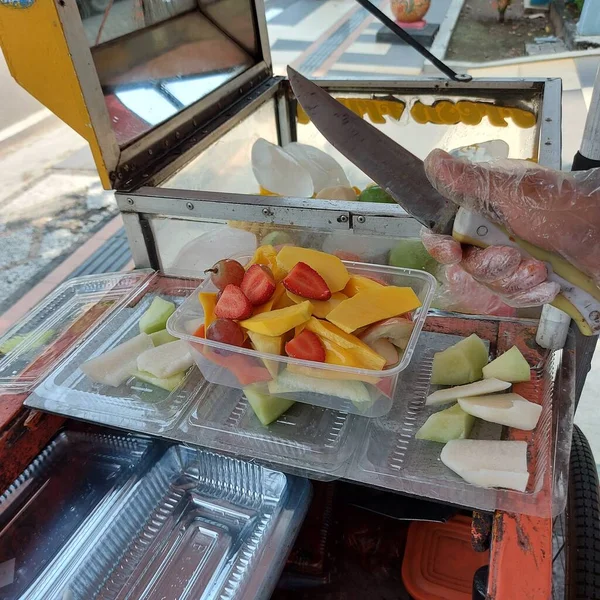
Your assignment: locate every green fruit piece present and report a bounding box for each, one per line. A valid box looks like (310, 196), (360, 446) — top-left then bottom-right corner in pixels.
(0, 329), (55, 355)
(415, 403), (475, 443)
(268, 369), (371, 405)
(388, 239), (438, 274)
(431, 334), (488, 386)
(261, 231), (294, 247)
(150, 329), (178, 346)
(482, 346), (531, 382)
(139, 297), (176, 335)
(132, 369), (185, 392)
(358, 185), (395, 204)
(244, 387), (295, 426)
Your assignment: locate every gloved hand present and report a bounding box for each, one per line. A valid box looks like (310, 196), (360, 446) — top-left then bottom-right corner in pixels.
(420, 149), (600, 309)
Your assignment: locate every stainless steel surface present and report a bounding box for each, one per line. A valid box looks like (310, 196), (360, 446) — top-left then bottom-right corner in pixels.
(122, 212), (155, 269)
(537, 78), (563, 169)
(287, 68), (456, 234)
(0, 431), (155, 600)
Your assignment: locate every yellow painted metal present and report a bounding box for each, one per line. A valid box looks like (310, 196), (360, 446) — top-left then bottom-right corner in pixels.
(0, 0), (112, 188)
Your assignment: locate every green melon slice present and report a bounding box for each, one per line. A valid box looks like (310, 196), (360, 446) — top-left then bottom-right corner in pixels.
(139, 297), (176, 335)
(268, 369), (371, 405)
(482, 346), (531, 382)
(132, 369), (185, 392)
(416, 403), (475, 443)
(150, 329), (178, 346)
(244, 387), (295, 426)
(431, 334), (488, 386)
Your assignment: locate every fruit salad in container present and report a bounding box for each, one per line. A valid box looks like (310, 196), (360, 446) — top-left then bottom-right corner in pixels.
(167, 246), (436, 418)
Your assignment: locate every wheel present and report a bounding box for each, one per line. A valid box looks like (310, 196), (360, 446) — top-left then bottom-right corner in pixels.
(553, 425), (600, 599)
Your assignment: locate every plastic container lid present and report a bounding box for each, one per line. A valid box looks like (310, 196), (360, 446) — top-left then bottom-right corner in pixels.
(401, 515), (489, 600)
(0, 270), (153, 394)
(167, 257), (436, 417)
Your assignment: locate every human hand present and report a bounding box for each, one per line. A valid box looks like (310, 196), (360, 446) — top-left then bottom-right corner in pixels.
(420, 149), (600, 308)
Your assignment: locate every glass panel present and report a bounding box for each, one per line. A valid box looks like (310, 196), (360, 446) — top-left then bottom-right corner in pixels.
(79, 2), (255, 146)
(159, 85), (542, 196)
(162, 98), (279, 193)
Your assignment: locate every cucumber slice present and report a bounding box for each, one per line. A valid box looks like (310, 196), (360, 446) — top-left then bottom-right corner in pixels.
(150, 329), (178, 346)
(132, 369), (185, 392)
(415, 403), (475, 443)
(268, 369), (371, 405)
(244, 387), (295, 425)
(482, 346), (531, 382)
(431, 334), (488, 385)
(139, 297), (176, 335)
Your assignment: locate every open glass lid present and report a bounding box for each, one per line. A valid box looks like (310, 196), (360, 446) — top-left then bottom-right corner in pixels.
(0, 0), (272, 188)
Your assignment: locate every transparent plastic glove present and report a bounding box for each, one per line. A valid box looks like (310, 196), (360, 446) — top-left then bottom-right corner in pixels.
(425, 149), (600, 286)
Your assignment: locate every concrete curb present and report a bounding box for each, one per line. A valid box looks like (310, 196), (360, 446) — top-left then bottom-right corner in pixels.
(428, 0), (465, 63)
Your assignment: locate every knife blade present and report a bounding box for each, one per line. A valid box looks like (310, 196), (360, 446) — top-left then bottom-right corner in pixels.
(287, 66), (457, 234)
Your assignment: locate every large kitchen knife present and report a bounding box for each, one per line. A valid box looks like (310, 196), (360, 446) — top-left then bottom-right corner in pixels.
(287, 66), (600, 336)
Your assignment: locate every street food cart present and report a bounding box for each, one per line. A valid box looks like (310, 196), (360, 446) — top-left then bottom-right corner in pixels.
(0, 0), (598, 597)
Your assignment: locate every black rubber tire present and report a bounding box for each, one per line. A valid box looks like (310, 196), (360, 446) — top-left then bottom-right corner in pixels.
(565, 425), (600, 599)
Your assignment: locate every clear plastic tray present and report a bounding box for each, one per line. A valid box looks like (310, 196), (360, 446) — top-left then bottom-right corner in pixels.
(29, 445), (311, 600)
(0, 430), (155, 600)
(29, 276), (204, 434)
(0, 271), (153, 393)
(167, 259), (436, 417)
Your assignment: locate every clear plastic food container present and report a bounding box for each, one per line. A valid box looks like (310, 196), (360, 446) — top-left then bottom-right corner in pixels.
(168, 259), (436, 417)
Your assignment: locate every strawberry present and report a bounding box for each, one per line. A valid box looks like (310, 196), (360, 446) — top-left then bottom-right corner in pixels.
(241, 264), (276, 306)
(285, 330), (326, 362)
(214, 285), (253, 320)
(283, 262), (331, 300)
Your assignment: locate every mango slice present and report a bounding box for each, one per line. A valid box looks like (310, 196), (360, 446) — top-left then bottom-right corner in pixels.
(287, 291), (348, 318)
(198, 292), (218, 328)
(247, 330), (284, 377)
(240, 301), (313, 336)
(276, 246), (350, 292)
(304, 318), (385, 370)
(343, 274), (383, 297)
(247, 244), (287, 281)
(326, 286), (421, 333)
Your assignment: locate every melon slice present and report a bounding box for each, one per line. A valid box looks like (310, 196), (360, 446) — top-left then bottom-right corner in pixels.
(440, 439), (529, 491)
(139, 297), (176, 335)
(458, 393), (542, 430)
(246, 330), (284, 378)
(430, 334), (488, 385)
(137, 340), (193, 379)
(132, 369), (185, 392)
(426, 378), (511, 406)
(268, 369), (371, 405)
(415, 403), (475, 443)
(482, 346), (531, 382)
(244, 387), (295, 425)
(81, 333), (153, 387)
(150, 330), (178, 346)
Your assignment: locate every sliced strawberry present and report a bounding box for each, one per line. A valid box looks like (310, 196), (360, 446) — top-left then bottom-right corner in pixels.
(214, 285), (253, 320)
(283, 262), (331, 301)
(241, 264), (276, 306)
(285, 330), (326, 362)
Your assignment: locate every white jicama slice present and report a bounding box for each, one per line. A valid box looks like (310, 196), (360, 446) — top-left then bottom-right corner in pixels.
(458, 393), (542, 430)
(482, 346), (531, 382)
(137, 340), (193, 379)
(81, 333), (153, 387)
(441, 439), (529, 492)
(426, 378), (511, 406)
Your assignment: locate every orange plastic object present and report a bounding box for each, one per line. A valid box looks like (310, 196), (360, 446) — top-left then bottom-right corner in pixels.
(401, 515), (489, 600)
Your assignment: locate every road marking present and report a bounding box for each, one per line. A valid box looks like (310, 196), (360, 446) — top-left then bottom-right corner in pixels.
(0, 108), (51, 144)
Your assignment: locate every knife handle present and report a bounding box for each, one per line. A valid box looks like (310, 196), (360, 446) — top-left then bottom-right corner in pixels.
(452, 208), (600, 337)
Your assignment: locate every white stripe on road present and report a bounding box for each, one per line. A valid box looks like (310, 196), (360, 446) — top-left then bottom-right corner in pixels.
(0, 108), (51, 144)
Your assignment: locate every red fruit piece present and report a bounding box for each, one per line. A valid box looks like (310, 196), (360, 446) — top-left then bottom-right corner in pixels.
(214, 285), (253, 320)
(206, 318), (245, 347)
(283, 262), (331, 301)
(285, 330), (326, 363)
(204, 259), (245, 290)
(241, 264), (276, 306)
